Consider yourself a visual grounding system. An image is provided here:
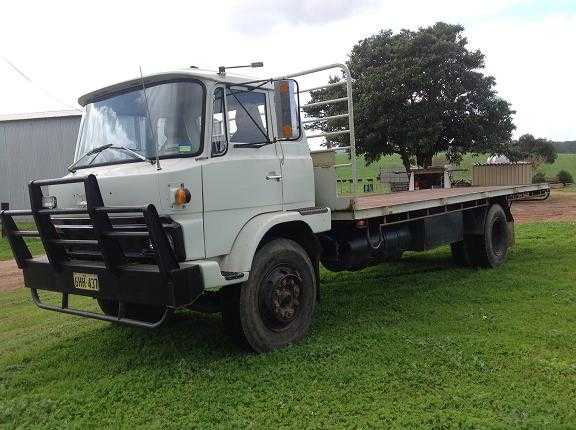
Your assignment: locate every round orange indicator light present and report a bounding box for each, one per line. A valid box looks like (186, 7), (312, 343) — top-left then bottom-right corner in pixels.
(175, 184), (191, 205)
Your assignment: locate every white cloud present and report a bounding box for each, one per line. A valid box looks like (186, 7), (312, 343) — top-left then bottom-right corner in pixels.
(226, 0), (378, 33)
(467, 13), (576, 140)
(0, 0), (574, 140)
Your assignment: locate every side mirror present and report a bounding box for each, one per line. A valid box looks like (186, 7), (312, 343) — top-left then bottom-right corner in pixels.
(274, 79), (301, 141)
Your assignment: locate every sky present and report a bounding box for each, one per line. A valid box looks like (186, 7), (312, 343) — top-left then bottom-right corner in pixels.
(0, 0), (574, 141)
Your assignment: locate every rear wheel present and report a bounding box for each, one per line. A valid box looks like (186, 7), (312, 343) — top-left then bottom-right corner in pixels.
(450, 240), (471, 266)
(221, 238), (317, 353)
(97, 299), (169, 323)
(454, 204), (510, 269)
(474, 203), (510, 268)
(452, 204), (510, 268)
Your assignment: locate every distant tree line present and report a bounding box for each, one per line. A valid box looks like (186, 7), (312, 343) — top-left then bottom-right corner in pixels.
(551, 141), (576, 154)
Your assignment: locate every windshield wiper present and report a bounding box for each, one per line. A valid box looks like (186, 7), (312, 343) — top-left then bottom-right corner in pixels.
(234, 142), (274, 149)
(67, 144), (151, 172)
(68, 144), (112, 172)
(111, 145), (150, 164)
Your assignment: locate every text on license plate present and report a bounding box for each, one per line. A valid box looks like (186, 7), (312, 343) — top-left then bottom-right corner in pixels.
(73, 272), (99, 291)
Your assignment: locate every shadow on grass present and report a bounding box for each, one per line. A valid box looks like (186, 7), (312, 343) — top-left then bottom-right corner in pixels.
(19, 248), (488, 376)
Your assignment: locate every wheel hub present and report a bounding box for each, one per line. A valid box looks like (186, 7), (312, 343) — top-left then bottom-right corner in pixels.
(260, 267), (303, 330)
(270, 274), (301, 322)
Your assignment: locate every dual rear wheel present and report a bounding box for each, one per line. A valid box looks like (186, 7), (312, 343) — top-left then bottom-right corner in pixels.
(451, 203), (510, 268)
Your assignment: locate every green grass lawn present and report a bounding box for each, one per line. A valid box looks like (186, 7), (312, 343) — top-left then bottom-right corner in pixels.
(0, 223), (44, 261)
(1, 222), (575, 428)
(539, 153), (576, 180)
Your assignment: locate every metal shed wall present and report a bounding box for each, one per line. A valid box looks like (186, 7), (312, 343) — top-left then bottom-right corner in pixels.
(472, 163), (534, 186)
(0, 116), (81, 210)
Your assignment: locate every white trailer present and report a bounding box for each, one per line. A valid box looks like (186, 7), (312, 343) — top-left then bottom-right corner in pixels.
(1, 64), (549, 352)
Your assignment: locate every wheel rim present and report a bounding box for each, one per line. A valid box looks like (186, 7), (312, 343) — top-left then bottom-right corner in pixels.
(259, 265), (303, 332)
(491, 216), (507, 257)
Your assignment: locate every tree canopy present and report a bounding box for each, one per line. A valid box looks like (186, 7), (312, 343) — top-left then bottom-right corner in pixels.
(507, 134), (557, 165)
(303, 22), (516, 172)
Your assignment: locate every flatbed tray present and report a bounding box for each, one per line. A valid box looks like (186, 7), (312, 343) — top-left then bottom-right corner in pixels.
(331, 184), (550, 220)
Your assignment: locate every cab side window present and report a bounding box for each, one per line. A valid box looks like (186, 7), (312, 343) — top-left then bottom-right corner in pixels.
(226, 89), (268, 144)
(211, 87), (228, 156)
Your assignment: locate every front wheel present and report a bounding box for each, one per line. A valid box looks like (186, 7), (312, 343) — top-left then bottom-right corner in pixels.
(221, 238), (317, 353)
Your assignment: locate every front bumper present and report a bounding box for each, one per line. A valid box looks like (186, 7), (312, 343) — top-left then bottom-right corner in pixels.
(22, 256), (204, 327)
(1, 174), (204, 328)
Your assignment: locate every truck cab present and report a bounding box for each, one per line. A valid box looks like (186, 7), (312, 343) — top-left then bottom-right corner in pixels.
(56, 70), (322, 263)
(2, 66), (335, 352)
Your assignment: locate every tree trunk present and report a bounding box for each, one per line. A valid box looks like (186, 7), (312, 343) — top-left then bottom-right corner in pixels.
(399, 151), (411, 175)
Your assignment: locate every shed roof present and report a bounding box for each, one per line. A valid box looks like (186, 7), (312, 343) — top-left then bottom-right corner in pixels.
(0, 110), (82, 123)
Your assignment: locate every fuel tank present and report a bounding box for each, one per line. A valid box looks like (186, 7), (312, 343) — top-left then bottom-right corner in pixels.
(319, 223), (412, 272)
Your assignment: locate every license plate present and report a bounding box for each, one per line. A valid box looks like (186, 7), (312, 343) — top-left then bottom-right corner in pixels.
(73, 272), (99, 291)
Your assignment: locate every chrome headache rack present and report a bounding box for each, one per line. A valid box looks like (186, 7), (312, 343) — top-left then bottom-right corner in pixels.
(0, 174), (203, 328)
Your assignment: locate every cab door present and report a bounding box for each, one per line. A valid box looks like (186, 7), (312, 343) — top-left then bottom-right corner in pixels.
(202, 85), (282, 258)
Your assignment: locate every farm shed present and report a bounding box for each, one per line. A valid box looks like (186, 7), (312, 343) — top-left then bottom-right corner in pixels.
(472, 163), (533, 186)
(0, 110), (81, 211)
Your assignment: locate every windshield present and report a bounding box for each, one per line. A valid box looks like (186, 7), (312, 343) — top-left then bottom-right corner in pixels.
(74, 81), (204, 169)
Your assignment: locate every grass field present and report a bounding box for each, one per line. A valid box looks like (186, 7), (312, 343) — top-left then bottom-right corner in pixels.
(1, 222), (575, 428)
(0, 223), (44, 261)
(336, 153), (576, 183)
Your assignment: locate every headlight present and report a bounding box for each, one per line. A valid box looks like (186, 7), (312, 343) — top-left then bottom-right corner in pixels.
(42, 196), (57, 209)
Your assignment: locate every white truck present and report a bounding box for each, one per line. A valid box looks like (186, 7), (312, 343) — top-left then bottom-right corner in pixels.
(1, 64), (549, 352)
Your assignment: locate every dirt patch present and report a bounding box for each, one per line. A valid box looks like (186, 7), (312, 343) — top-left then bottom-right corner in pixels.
(0, 260), (24, 292)
(512, 190), (576, 224)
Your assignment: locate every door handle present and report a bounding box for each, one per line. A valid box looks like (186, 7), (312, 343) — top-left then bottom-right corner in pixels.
(266, 174), (283, 181)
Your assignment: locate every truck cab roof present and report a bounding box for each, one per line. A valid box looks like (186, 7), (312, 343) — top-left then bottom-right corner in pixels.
(78, 68), (268, 106)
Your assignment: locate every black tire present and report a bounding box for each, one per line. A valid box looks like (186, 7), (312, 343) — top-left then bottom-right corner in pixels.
(451, 236), (484, 267)
(450, 240), (471, 266)
(473, 203), (510, 268)
(221, 238), (317, 353)
(97, 298), (118, 316)
(97, 299), (170, 324)
(220, 286), (249, 349)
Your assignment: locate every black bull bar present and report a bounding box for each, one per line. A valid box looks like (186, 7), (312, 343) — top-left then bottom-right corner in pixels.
(0, 174), (204, 328)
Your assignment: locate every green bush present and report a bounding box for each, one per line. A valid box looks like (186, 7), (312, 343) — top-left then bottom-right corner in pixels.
(557, 170), (574, 185)
(532, 171), (547, 183)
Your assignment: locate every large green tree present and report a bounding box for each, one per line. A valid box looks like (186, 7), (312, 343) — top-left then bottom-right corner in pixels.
(507, 134), (557, 166)
(303, 22), (516, 172)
